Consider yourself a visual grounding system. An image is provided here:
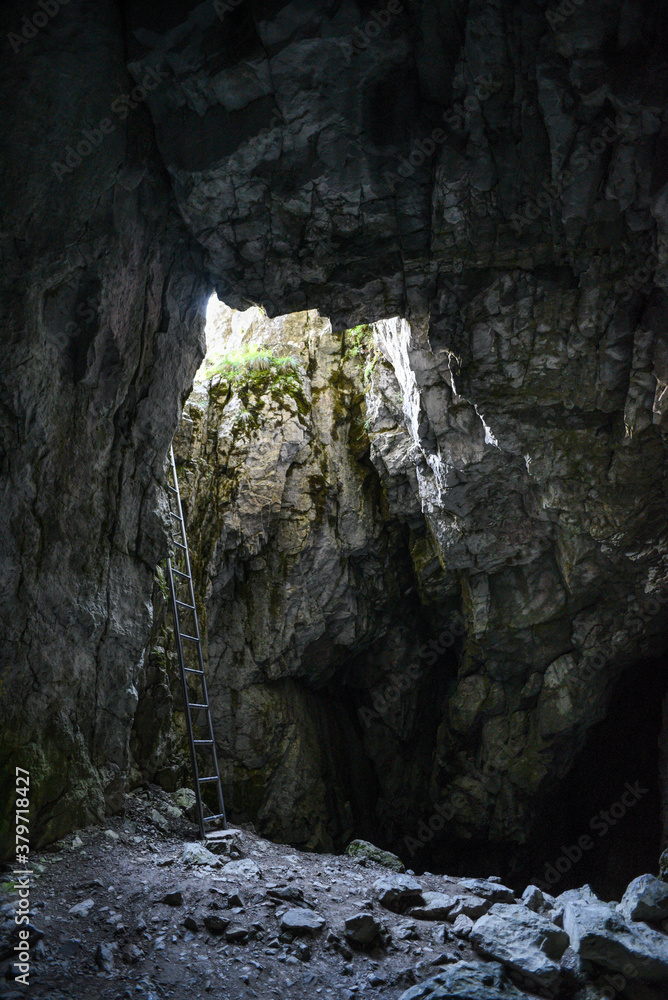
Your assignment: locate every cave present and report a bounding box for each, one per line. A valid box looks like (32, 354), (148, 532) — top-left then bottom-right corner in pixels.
(4, 0), (668, 997)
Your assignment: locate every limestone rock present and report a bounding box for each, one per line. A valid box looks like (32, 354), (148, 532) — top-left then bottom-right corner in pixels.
(563, 898), (668, 980)
(470, 902), (569, 987)
(221, 859), (260, 879)
(4, 0), (668, 874)
(279, 908), (326, 935)
(409, 892), (459, 921)
(181, 843), (219, 867)
(618, 875), (668, 923)
(343, 913), (382, 946)
(457, 879), (515, 904)
(399, 959), (534, 999)
(446, 896), (491, 921)
(374, 874), (424, 913)
(68, 899), (95, 918)
(451, 914), (475, 939)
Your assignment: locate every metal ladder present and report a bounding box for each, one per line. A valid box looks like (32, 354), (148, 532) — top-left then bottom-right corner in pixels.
(165, 444), (227, 840)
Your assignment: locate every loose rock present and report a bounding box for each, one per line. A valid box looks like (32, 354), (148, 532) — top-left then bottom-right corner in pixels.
(618, 874), (668, 923)
(279, 908), (326, 935)
(470, 902), (569, 987)
(374, 874), (423, 913)
(344, 912), (382, 946)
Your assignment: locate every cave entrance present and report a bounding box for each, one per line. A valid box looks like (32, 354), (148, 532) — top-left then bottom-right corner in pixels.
(515, 651), (667, 900)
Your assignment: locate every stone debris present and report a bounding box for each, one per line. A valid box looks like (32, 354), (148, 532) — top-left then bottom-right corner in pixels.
(446, 895), (491, 921)
(456, 878), (515, 904)
(398, 959), (534, 1000)
(8, 787), (668, 1000)
(204, 914), (230, 934)
(451, 914), (474, 939)
(408, 891), (459, 921)
(221, 858), (260, 878)
(160, 890), (184, 907)
(68, 898), (95, 918)
(94, 941), (115, 972)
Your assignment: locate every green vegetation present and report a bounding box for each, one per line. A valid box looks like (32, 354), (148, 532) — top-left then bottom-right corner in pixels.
(343, 324), (381, 387)
(204, 347), (308, 421)
(205, 347), (301, 384)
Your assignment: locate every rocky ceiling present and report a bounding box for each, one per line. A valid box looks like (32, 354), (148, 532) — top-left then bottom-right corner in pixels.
(2, 0), (668, 864)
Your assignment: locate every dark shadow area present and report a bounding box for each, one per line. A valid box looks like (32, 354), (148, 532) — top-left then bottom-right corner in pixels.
(404, 650), (666, 899)
(515, 651), (666, 900)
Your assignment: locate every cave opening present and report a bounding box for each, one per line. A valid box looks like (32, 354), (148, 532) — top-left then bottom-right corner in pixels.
(407, 648), (668, 901)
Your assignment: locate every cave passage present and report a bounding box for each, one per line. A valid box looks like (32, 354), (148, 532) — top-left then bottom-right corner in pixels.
(409, 646), (668, 900)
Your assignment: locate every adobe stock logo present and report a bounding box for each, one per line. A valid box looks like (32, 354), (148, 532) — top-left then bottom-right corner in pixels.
(534, 781), (648, 893)
(7, 0), (70, 54)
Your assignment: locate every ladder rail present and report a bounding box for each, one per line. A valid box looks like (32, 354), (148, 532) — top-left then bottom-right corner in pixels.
(165, 445), (226, 838)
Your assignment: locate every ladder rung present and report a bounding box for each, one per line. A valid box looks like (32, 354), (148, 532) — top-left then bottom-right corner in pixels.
(170, 511), (182, 520)
(184, 667), (204, 675)
(194, 739), (214, 745)
(180, 633), (200, 642)
(175, 599), (195, 610)
(173, 568), (190, 579)
(189, 703), (208, 709)
(167, 485), (178, 494)
(203, 813), (226, 822)
(199, 776), (218, 783)
(174, 541), (187, 550)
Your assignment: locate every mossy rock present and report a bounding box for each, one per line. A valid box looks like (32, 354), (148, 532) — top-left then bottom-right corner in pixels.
(346, 838), (405, 872)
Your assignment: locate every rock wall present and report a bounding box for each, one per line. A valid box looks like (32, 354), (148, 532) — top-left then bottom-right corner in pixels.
(2, 0), (668, 862)
(0, 0), (208, 850)
(170, 308), (459, 851)
(170, 301), (668, 865)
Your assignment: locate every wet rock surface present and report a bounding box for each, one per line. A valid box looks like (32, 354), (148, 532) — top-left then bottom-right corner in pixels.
(3, 790), (668, 999)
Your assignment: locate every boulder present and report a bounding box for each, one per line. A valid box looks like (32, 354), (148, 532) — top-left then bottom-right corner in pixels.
(346, 839), (405, 872)
(618, 875), (668, 923)
(182, 842), (219, 867)
(279, 907), (326, 935)
(344, 912), (382, 946)
(563, 898), (668, 981)
(470, 902), (569, 987)
(451, 914), (475, 939)
(521, 885), (552, 912)
(409, 891), (458, 920)
(398, 959), (535, 999)
(374, 874), (424, 913)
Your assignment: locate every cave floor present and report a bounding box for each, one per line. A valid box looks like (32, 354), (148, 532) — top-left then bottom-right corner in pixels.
(1, 787), (529, 1000)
